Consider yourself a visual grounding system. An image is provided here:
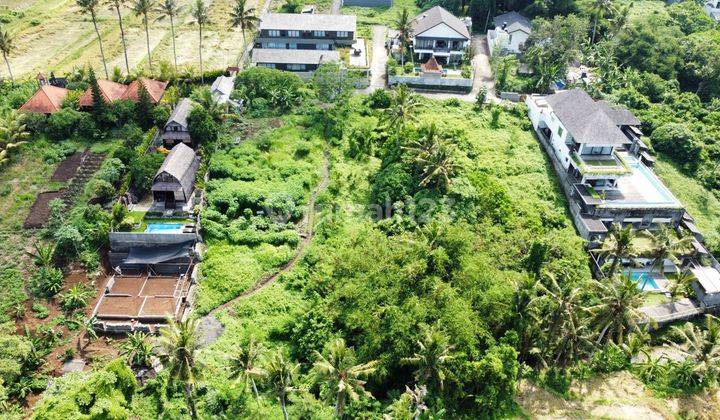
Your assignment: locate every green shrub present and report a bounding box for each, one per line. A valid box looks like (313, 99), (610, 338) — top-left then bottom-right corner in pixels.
(31, 303), (50, 319)
(89, 179), (116, 203)
(590, 343), (630, 373)
(538, 367), (572, 395)
(130, 152), (164, 195)
(30, 267), (64, 298)
(294, 142), (311, 158)
(461, 65), (471, 79)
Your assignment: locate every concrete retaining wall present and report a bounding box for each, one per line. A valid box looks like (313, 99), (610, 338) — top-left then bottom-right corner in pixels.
(388, 75), (473, 93)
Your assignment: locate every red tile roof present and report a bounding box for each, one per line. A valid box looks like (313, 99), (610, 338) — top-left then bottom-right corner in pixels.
(19, 85), (69, 114)
(121, 78), (169, 103)
(78, 78), (168, 107)
(421, 56), (443, 74)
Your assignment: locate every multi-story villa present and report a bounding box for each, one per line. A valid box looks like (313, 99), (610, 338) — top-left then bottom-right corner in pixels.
(254, 13), (356, 51)
(526, 88), (685, 241)
(410, 6), (471, 65)
(487, 11), (531, 55)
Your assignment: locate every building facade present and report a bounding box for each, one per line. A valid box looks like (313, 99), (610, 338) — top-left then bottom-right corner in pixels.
(487, 11), (531, 55)
(255, 13), (356, 51)
(410, 6), (471, 65)
(526, 89), (685, 241)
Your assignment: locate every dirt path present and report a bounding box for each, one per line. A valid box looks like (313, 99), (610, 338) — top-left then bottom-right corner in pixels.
(361, 25), (388, 93)
(206, 149), (330, 317)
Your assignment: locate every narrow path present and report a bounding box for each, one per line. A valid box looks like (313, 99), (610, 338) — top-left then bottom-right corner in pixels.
(206, 149), (330, 317)
(331, 0), (343, 14)
(361, 25), (388, 93)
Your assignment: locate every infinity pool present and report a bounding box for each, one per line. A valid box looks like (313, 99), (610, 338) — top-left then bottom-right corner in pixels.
(610, 156), (680, 207)
(145, 223), (184, 233)
(628, 271), (661, 291)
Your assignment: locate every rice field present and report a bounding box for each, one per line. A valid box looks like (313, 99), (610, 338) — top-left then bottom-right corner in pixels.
(0, 0), (261, 79)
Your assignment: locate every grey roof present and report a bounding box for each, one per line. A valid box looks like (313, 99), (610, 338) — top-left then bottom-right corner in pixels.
(166, 98), (193, 128)
(154, 143), (199, 199)
(259, 13), (356, 32)
(411, 6), (471, 39)
(493, 11), (531, 32)
(211, 75), (235, 104)
(252, 48), (340, 65)
(545, 88), (633, 146)
(597, 100), (641, 126)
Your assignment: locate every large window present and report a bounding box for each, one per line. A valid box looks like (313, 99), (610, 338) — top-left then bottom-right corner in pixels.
(261, 63), (276, 68)
(317, 43), (330, 50)
(287, 43), (297, 49)
(268, 30), (281, 37)
(267, 42), (284, 49)
(337, 31), (348, 37)
(288, 64), (306, 70)
(313, 30), (326, 37)
(288, 30), (300, 37)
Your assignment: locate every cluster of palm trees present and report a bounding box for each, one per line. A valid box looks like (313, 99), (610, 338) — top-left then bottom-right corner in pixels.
(0, 109), (29, 166)
(117, 317), (460, 419)
(0, 0), (260, 84)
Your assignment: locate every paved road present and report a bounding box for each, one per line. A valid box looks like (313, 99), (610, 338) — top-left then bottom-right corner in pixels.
(417, 35), (499, 103)
(361, 25), (388, 93)
(331, 0), (342, 13)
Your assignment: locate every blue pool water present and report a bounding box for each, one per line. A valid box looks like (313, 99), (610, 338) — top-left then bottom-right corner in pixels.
(628, 272), (661, 291)
(145, 223), (184, 233)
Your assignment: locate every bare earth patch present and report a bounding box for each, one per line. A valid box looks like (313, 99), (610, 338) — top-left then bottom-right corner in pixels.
(515, 371), (720, 419)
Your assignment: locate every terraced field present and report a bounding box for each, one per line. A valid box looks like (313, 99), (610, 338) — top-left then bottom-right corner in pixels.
(0, 0), (259, 78)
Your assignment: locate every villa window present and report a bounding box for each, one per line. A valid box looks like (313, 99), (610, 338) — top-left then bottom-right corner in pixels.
(314, 30), (326, 37)
(557, 126), (564, 138)
(268, 30), (281, 37)
(288, 30), (300, 37)
(262, 63), (276, 68)
(288, 43), (297, 49)
(288, 64), (306, 70)
(267, 42), (284, 49)
(317, 43), (330, 50)
(337, 31), (348, 37)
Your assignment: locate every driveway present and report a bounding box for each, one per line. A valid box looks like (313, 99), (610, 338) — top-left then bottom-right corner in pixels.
(361, 25), (388, 93)
(417, 35), (498, 103)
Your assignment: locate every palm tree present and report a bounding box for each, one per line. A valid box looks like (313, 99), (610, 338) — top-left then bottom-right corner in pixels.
(155, 0), (183, 71)
(132, 0), (156, 72)
(228, 337), (266, 400)
(229, 0), (259, 66)
(120, 331), (153, 367)
(392, 8), (412, 67)
(107, 0), (131, 75)
(313, 338), (379, 417)
(530, 273), (591, 368)
(610, 2), (631, 35)
(402, 327), (456, 392)
(588, 274), (646, 344)
(591, 223), (638, 278)
(190, 0), (210, 84)
(265, 351), (299, 420)
(0, 26), (15, 83)
(156, 317), (203, 418)
(77, 0), (109, 78)
(642, 226), (694, 281)
(26, 242), (56, 268)
(403, 123), (461, 191)
(591, 0), (616, 44)
(512, 275), (541, 362)
(386, 84), (420, 131)
(669, 315), (720, 384)
(0, 110), (29, 166)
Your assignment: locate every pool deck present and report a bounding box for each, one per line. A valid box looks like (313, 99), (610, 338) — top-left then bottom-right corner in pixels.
(641, 298), (703, 325)
(599, 155), (682, 209)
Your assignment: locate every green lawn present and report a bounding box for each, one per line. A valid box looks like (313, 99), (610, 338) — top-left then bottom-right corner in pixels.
(654, 157), (720, 253)
(342, 0), (420, 37)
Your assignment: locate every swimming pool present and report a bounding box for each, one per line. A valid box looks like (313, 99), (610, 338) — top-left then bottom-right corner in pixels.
(628, 271), (661, 291)
(145, 223), (184, 233)
(610, 156), (681, 207)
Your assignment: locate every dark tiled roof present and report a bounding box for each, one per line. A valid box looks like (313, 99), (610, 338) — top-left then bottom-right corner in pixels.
(545, 88), (633, 146)
(411, 6), (470, 39)
(493, 11), (531, 31)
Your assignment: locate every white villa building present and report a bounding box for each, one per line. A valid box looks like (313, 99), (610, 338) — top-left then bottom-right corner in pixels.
(487, 11), (531, 55)
(409, 6), (471, 65)
(525, 88), (685, 241)
(705, 0), (720, 21)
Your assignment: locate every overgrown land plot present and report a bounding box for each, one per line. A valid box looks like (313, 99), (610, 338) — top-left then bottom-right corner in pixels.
(196, 91), (590, 417)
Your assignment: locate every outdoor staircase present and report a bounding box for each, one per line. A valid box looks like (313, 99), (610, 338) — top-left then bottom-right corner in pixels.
(59, 152), (105, 208)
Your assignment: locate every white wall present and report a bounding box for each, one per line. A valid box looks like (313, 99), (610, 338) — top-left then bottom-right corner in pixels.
(526, 96), (572, 170)
(416, 23), (468, 40)
(507, 30), (529, 53)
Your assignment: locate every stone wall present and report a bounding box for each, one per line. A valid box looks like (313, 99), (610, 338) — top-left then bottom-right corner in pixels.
(388, 75), (473, 92)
